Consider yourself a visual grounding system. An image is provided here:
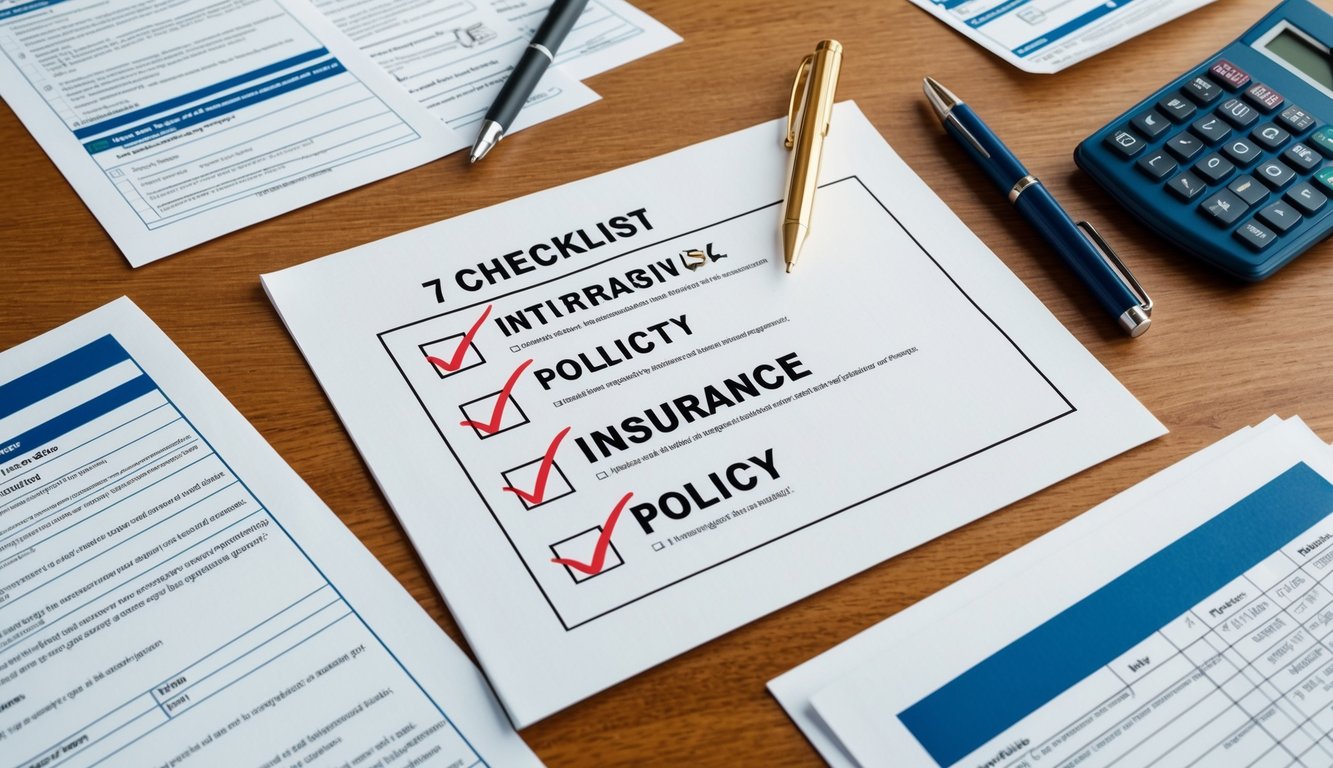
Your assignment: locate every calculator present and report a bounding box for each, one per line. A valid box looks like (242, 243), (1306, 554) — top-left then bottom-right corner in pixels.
(1075, 0), (1333, 281)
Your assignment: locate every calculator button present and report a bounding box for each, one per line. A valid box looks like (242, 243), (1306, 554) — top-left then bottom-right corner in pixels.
(1200, 190), (1247, 225)
(1105, 129), (1145, 158)
(1166, 133), (1203, 161)
(1227, 175), (1268, 206)
(1310, 126), (1333, 157)
(1257, 200), (1301, 233)
(1222, 138), (1260, 167)
(1219, 98), (1259, 129)
(1282, 143), (1321, 173)
(1234, 220), (1277, 251)
(1316, 167), (1333, 195)
(1184, 75), (1223, 105)
(1167, 172), (1207, 201)
(1131, 109), (1171, 139)
(1136, 150), (1177, 180)
(1157, 93), (1197, 123)
(1243, 83), (1283, 113)
(1191, 115), (1232, 144)
(1279, 105), (1315, 134)
(1208, 59), (1251, 91)
(1256, 160), (1296, 189)
(1194, 152), (1235, 184)
(1251, 123), (1290, 150)
(1287, 180), (1328, 213)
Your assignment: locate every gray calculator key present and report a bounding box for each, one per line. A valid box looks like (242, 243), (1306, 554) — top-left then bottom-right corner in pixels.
(1251, 123), (1290, 150)
(1257, 200), (1301, 232)
(1233, 220), (1277, 251)
(1200, 189), (1247, 226)
(1219, 98), (1259, 128)
(1106, 129), (1146, 158)
(1191, 115), (1232, 144)
(1279, 105), (1315, 133)
(1256, 160), (1296, 189)
(1131, 109), (1171, 139)
(1227, 175), (1268, 206)
(1222, 137), (1260, 166)
(1184, 75), (1223, 105)
(1158, 93), (1197, 123)
(1136, 150), (1178, 180)
(1194, 152), (1235, 184)
(1167, 172), (1207, 201)
(1282, 142), (1321, 172)
(1286, 181), (1328, 213)
(1166, 133), (1203, 160)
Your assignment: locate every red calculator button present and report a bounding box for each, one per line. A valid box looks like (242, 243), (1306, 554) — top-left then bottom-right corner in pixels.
(1209, 59), (1251, 91)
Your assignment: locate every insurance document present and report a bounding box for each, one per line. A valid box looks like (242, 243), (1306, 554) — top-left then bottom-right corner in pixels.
(0, 0), (463, 267)
(912, 0), (1215, 73)
(774, 417), (1333, 768)
(261, 101), (1164, 726)
(0, 298), (539, 767)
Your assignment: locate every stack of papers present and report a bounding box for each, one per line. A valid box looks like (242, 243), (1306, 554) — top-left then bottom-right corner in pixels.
(261, 101), (1163, 726)
(772, 415), (1333, 767)
(0, 0), (678, 266)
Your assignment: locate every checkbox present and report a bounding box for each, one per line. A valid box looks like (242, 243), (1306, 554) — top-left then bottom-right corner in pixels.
(510, 345), (521, 353)
(501, 456), (574, 510)
(596, 471), (608, 480)
(550, 526), (623, 583)
(458, 390), (529, 439)
(420, 334), (485, 379)
(651, 541), (664, 552)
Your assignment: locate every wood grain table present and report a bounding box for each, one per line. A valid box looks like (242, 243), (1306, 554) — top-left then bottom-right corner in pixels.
(4, 0), (1333, 764)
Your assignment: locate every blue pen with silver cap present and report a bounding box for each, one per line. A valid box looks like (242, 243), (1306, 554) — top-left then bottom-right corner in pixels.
(923, 77), (1154, 337)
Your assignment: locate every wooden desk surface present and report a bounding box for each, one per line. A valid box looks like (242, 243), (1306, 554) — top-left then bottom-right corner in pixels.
(5, 0), (1333, 764)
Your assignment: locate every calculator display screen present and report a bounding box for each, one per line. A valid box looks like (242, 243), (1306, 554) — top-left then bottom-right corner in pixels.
(1263, 28), (1333, 88)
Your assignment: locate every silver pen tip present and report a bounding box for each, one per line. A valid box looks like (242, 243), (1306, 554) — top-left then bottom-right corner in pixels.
(470, 120), (505, 164)
(922, 76), (962, 121)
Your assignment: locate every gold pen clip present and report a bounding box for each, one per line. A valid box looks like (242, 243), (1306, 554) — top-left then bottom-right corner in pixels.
(785, 53), (814, 149)
(1077, 221), (1154, 336)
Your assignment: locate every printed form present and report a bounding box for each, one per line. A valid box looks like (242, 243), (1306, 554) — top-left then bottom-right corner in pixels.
(773, 417), (1333, 768)
(0, 0), (460, 267)
(261, 102), (1164, 726)
(913, 0), (1216, 73)
(0, 298), (539, 768)
(0, 0), (676, 266)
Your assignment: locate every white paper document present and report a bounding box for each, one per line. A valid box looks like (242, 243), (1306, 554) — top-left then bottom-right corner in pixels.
(0, 0), (461, 267)
(261, 101), (1164, 726)
(0, 298), (539, 767)
(912, 0), (1216, 73)
(772, 416), (1333, 767)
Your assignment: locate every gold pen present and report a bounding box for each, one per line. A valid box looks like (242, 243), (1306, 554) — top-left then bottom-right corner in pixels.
(782, 39), (842, 274)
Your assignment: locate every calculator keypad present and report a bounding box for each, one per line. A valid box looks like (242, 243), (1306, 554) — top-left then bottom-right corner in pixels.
(1104, 56), (1329, 266)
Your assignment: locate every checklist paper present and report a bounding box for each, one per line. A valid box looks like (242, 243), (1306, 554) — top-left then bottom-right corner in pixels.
(770, 417), (1333, 768)
(261, 101), (1165, 726)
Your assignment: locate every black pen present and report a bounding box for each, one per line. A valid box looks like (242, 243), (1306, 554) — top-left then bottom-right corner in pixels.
(470, 0), (589, 163)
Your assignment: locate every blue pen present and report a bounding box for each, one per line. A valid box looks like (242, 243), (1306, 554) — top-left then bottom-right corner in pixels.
(923, 77), (1153, 337)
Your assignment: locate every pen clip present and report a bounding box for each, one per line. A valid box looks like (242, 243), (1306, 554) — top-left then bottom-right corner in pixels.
(1076, 221), (1153, 314)
(785, 53), (814, 149)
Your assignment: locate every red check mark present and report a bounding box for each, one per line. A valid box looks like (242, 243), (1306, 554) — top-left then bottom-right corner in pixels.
(426, 304), (492, 373)
(551, 492), (633, 575)
(502, 426), (571, 505)
(460, 359), (532, 434)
